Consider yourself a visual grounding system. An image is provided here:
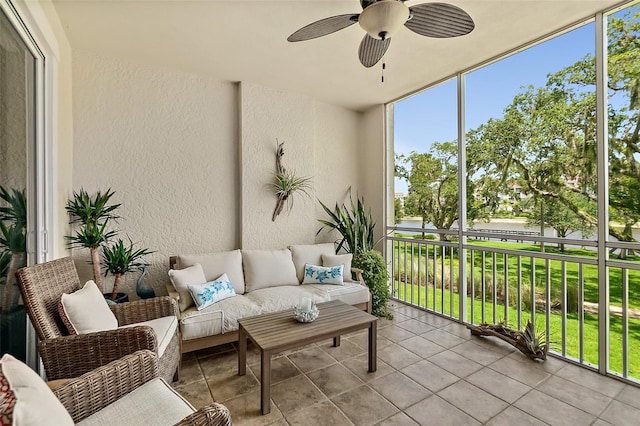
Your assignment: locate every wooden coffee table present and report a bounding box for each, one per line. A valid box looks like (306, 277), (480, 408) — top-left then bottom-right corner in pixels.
(237, 300), (377, 415)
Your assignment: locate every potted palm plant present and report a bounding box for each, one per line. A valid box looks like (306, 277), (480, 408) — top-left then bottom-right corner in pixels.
(317, 189), (392, 318)
(102, 238), (153, 302)
(66, 189), (120, 292)
(0, 187), (27, 312)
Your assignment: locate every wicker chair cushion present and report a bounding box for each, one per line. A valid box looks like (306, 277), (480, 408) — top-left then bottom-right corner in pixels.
(59, 280), (118, 334)
(77, 378), (194, 426)
(119, 316), (178, 358)
(168, 263), (207, 312)
(0, 354), (74, 426)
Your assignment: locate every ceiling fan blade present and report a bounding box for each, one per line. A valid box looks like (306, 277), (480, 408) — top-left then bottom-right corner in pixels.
(288, 14), (359, 42)
(406, 2), (474, 38)
(358, 34), (391, 68)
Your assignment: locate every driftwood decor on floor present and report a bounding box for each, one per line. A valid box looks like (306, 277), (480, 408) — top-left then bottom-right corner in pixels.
(270, 140), (312, 221)
(467, 320), (548, 361)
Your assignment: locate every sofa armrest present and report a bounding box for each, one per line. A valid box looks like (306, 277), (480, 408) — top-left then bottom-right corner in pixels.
(174, 403), (232, 426)
(110, 296), (179, 325)
(39, 327), (158, 380)
(351, 267), (366, 286)
(166, 284), (180, 304)
(54, 350), (159, 423)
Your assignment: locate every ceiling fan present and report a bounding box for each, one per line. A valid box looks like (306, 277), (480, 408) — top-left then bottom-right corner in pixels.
(287, 0), (475, 68)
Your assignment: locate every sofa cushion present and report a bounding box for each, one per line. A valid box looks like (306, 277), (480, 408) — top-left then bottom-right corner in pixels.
(59, 280), (118, 335)
(305, 283), (370, 306)
(77, 378), (194, 426)
(289, 243), (336, 283)
(177, 250), (246, 295)
(180, 295), (261, 338)
(302, 264), (344, 285)
(322, 253), (353, 282)
(119, 316), (177, 358)
(0, 354), (74, 426)
(168, 263), (207, 311)
(242, 249), (298, 292)
(244, 286), (329, 314)
(188, 273), (236, 310)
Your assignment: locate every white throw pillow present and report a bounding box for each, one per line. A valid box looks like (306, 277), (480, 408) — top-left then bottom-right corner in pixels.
(0, 354), (74, 425)
(322, 253), (353, 281)
(188, 273), (237, 310)
(168, 263), (207, 311)
(302, 264), (344, 285)
(177, 250), (246, 294)
(242, 249), (299, 292)
(289, 243), (336, 283)
(59, 280), (118, 335)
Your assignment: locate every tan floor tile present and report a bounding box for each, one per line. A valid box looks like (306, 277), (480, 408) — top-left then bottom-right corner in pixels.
(318, 338), (366, 361)
(350, 334), (394, 351)
(421, 329), (467, 348)
(378, 325), (418, 343)
(376, 412), (420, 426)
(506, 351), (565, 374)
(555, 363), (626, 398)
(592, 420), (615, 426)
(390, 304), (423, 319)
(331, 385), (399, 426)
(369, 371), (431, 409)
(404, 395), (481, 426)
(465, 368), (531, 404)
(342, 354), (395, 382)
(378, 344), (422, 370)
(488, 357), (550, 387)
(514, 389), (595, 425)
(199, 350), (240, 379)
(284, 400), (353, 426)
(172, 379), (214, 409)
(398, 336), (445, 358)
(450, 340), (505, 366)
(485, 406), (547, 426)
(599, 400), (640, 426)
(428, 350), (483, 378)
(415, 314), (453, 328)
(396, 319), (436, 335)
(207, 369), (261, 402)
(249, 356), (301, 385)
(378, 313), (411, 329)
(536, 375), (612, 416)
(196, 342), (236, 358)
(270, 375), (327, 414)
(174, 358), (204, 387)
(440, 323), (472, 340)
(401, 360), (459, 393)
(222, 390), (284, 426)
(615, 384), (640, 410)
(437, 381), (509, 423)
(469, 335), (517, 355)
(287, 346), (337, 373)
(307, 363), (364, 398)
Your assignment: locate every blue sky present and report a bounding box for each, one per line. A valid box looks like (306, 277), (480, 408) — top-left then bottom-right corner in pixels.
(394, 21), (596, 193)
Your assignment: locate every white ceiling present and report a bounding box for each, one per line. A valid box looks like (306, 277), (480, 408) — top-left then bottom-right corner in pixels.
(52, 0), (622, 111)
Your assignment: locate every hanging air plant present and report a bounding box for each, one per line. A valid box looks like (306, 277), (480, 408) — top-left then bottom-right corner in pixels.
(270, 141), (312, 221)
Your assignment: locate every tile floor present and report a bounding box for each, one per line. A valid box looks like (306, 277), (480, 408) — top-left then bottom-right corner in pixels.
(172, 301), (640, 425)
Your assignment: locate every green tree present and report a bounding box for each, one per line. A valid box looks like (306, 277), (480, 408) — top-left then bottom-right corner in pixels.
(394, 197), (404, 224)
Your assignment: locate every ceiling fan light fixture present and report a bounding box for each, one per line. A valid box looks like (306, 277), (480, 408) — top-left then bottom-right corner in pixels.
(358, 0), (409, 40)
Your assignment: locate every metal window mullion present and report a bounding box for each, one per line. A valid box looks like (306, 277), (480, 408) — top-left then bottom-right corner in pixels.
(433, 244), (437, 311)
(391, 238), (396, 298)
(492, 252), (497, 324)
(531, 257), (536, 327)
(517, 256), (522, 330)
(404, 241), (408, 303)
(426, 242), (430, 310)
(410, 242), (414, 305)
(450, 246), (455, 318)
(545, 259), (551, 349)
(418, 243), (422, 308)
(481, 251), (486, 323)
(595, 11), (610, 375)
(470, 250), (475, 324)
(441, 245), (445, 314)
(504, 253), (509, 325)
(579, 264), (585, 363)
(457, 72), (467, 324)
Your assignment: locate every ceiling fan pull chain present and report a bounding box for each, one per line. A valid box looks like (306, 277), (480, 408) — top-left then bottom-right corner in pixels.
(381, 60), (386, 83)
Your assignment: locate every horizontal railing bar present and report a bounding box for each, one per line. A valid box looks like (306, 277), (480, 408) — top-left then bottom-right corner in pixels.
(607, 259), (640, 270)
(391, 226), (459, 235)
(462, 244), (599, 265)
(389, 236), (458, 248)
(606, 241), (640, 250)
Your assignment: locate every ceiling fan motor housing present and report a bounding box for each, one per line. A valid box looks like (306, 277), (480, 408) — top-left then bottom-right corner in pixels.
(359, 0), (410, 40)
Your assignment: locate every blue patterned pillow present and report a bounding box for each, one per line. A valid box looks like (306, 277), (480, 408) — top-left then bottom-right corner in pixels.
(187, 273), (236, 310)
(302, 264), (344, 285)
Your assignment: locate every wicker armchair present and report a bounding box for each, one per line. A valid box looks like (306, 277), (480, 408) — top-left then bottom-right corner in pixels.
(53, 350), (231, 425)
(17, 257), (181, 382)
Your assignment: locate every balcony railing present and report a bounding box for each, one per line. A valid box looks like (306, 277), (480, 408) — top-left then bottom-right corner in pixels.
(387, 227), (640, 384)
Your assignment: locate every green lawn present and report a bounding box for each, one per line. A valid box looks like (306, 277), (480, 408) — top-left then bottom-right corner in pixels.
(391, 238), (640, 379)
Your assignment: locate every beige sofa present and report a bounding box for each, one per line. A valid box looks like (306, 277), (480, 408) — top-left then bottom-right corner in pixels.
(168, 243), (371, 353)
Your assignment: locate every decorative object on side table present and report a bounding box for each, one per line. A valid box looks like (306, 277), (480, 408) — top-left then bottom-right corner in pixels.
(135, 265), (156, 299)
(293, 294), (319, 323)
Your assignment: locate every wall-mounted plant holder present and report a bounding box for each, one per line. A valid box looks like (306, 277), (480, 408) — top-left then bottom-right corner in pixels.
(270, 140), (312, 222)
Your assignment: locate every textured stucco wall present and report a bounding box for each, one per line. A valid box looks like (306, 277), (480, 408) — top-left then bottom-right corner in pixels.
(72, 51), (239, 296)
(72, 54), (362, 296)
(240, 82), (360, 249)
